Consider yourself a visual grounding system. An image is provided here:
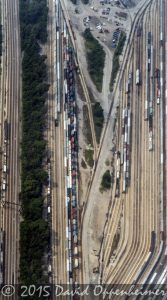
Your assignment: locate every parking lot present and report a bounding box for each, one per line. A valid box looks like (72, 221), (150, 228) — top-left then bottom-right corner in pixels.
(82, 1), (128, 46)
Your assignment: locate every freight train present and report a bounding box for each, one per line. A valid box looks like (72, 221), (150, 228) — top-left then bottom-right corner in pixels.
(63, 26), (79, 284)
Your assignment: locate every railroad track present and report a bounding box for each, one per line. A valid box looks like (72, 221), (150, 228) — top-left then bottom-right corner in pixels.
(60, 0), (98, 162)
(141, 0), (167, 288)
(100, 1), (151, 281)
(79, 0), (155, 285)
(0, 0), (21, 285)
(47, 0), (67, 286)
(48, 0), (82, 288)
(100, 0), (163, 287)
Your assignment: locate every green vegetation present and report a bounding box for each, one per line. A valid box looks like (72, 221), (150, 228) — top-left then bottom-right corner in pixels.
(88, 87), (95, 103)
(19, 0), (49, 284)
(92, 102), (104, 143)
(110, 56), (119, 91)
(85, 148), (94, 168)
(0, 24), (2, 57)
(105, 159), (110, 166)
(83, 28), (105, 92)
(76, 76), (86, 102)
(101, 170), (111, 190)
(83, 104), (93, 146)
(110, 31), (126, 91)
(81, 158), (87, 169)
(0, 3), (2, 65)
(115, 31), (126, 56)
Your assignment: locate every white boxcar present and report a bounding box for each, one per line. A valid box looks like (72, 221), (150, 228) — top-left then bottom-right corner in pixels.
(136, 69), (140, 85)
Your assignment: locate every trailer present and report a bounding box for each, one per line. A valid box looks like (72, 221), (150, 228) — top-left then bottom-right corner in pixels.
(156, 68), (160, 79)
(149, 115), (153, 130)
(74, 258), (79, 268)
(4, 120), (10, 142)
(115, 187), (119, 198)
(125, 81), (130, 94)
(73, 235), (77, 244)
(136, 69), (140, 85)
(145, 100), (148, 120)
(122, 177), (126, 193)
(55, 93), (59, 126)
(120, 135), (124, 165)
(116, 156), (121, 173)
(150, 45), (154, 78)
(157, 88), (160, 98)
(149, 131), (153, 151)
(147, 32), (151, 44)
(3, 165), (6, 173)
(2, 182), (6, 191)
(160, 31), (163, 47)
(73, 246), (78, 255)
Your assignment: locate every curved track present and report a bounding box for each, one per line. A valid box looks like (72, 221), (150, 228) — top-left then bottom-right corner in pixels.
(100, 0), (163, 288)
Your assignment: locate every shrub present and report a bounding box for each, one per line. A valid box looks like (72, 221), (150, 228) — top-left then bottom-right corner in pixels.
(110, 31), (126, 91)
(101, 170), (111, 190)
(92, 102), (104, 143)
(83, 29), (105, 92)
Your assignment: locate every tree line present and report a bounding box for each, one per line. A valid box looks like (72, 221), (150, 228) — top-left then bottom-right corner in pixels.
(19, 0), (49, 285)
(110, 31), (126, 91)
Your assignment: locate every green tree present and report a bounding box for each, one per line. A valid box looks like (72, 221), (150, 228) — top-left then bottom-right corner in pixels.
(101, 170), (112, 190)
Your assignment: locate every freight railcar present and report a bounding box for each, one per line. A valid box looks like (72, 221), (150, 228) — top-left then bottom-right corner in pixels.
(136, 69), (140, 85)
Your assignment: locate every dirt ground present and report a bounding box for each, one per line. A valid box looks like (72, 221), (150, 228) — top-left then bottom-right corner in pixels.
(64, 0), (148, 283)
